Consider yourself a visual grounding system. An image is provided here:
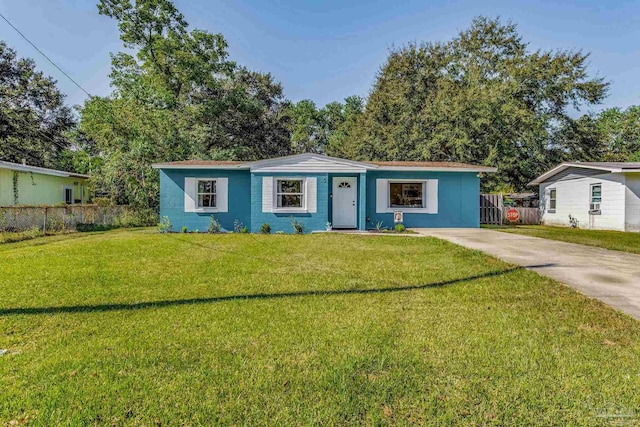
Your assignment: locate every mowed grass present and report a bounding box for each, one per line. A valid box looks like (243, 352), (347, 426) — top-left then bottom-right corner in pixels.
(484, 224), (640, 254)
(1, 230), (640, 426)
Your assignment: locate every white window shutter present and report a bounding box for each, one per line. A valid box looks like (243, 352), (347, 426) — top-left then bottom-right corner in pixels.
(306, 177), (317, 213)
(426, 179), (438, 214)
(217, 178), (228, 212)
(262, 177), (273, 212)
(376, 179), (388, 213)
(184, 177), (196, 212)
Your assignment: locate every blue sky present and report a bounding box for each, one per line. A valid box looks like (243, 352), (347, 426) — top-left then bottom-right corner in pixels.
(1, 0), (639, 113)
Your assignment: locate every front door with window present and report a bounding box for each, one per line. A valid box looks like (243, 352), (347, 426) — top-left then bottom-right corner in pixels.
(332, 177), (357, 228)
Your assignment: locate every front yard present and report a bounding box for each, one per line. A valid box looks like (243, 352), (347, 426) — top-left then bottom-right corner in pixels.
(485, 224), (640, 254)
(1, 229), (639, 425)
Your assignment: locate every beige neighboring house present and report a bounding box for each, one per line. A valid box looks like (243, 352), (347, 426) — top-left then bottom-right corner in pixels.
(531, 162), (640, 232)
(0, 160), (91, 206)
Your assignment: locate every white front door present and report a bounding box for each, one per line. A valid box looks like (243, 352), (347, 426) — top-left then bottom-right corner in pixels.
(332, 177), (357, 228)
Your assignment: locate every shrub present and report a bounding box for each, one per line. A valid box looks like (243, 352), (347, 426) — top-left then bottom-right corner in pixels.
(260, 223), (271, 234)
(93, 197), (115, 207)
(275, 230), (284, 234)
(181, 226), (188, 233)
(0, 227), (42, 244)
(395, 223), (406, 233)
(158, 216), (172, 233)
(118, 208), (158, 227)
(208, 216), (222, 234)
(375, 221), (384, 231)
(233, 219), (246, 233)
(78, 223), (118, 232)
(240, 226), (249, 234)
(290, 217), (304, 234)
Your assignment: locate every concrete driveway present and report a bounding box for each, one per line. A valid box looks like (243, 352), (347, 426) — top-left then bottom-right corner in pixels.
(414, 228), (640, 321)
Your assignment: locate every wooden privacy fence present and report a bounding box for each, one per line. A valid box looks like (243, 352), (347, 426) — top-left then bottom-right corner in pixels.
(480, 194), (540, 225)
(0, 205), (132, 233)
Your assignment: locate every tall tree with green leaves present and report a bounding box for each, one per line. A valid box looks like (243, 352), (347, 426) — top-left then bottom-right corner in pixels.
(80, 0), (291, 208)
(595, 106), (640, 161)
(0, 42), (76, 169)
(348, 17), (608, 191)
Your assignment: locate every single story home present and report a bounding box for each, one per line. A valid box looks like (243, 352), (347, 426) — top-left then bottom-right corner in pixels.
(531, 162), (640, 231)
(0, 160), (91, 206)
(153, 153), (496, 233)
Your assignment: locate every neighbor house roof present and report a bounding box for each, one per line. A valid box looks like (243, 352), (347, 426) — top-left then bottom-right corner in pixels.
(152, 154), (496, 173)
(530, 162), (640, 185)
(0, 160), (90, 179)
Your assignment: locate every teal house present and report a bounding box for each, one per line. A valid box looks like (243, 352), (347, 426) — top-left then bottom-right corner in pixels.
(153, 154), (495, 233)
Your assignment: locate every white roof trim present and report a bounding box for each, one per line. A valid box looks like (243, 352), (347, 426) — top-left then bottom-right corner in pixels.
(375, 166), (497, 173)
(151, 164), (249, 170)
(529, 162), (627, 185)
(244, 153), (378, 170)
(0, 160), (89, 178)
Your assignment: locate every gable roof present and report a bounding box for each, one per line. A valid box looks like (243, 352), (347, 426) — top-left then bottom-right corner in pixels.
(152, 154), (496, 173)
(0, 160), (90, 179)
(530, 162), (640, 185)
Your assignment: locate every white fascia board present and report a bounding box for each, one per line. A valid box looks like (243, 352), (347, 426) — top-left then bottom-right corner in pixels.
(151, 164), (249, 170)
(0, 161), (86, 178)
(375, 166), (497, 173)
(244, 153), (377, 170)
(529, 163), (618, 186)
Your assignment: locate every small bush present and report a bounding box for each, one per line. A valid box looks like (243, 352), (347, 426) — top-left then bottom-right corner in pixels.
(240, 226), (249, 234)
(290, 217), (304, 234)
(233, 220), (246, 234)
(158, 216), (172, 233)
(260, 223), (271, 234)
(181, 226), (188, 233)
(0, 227), (43, 244)
(93, 197), (115, 207)
(275, 230), (285, 234)
(78, 223), (119, 232)
(395, 223), (406, 233)
(117, 209), (158, 227)
(375, 221), (384, 231)
(208, 216), (222, 233)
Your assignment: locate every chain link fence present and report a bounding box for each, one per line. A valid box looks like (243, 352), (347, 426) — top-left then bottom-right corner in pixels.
(0, 205), (144, 233)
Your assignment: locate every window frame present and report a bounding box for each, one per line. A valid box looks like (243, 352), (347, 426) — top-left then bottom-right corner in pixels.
(387, 180), (427, 210)
(196, 178), (218, 212)
(273, 177), (307, 212)
(548, 188), (557, 213)
(589, 183), (602, 214)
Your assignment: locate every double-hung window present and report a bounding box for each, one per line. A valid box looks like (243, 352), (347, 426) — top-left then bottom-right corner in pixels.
(276, 179), (304, 209)
(389, 181), (425, 208)
(548, 188), (557, 212)
(590, 184), (601, 213)
(197, 179), (217, 208)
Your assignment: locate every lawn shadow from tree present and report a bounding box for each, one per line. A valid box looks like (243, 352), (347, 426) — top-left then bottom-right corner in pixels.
(0, 264), (554, 317)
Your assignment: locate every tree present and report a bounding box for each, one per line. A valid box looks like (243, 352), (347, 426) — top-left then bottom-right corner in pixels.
(0, 42), (75, 168)
(346, 17), (608, 191)
(595, 106), (640, 161)
(80, 0), (292, 208)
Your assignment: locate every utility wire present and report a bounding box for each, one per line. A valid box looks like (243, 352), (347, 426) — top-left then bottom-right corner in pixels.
(0, 12), (92, 97)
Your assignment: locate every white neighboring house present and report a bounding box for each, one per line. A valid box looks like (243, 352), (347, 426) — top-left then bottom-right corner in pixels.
(530, 162), (640, 232)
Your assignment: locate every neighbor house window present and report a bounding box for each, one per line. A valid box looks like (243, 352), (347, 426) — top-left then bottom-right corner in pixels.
(548, 188), (557, 211)
(276, 179), (304, 208)
(590, 184), (601, 212)
(389, 182), (425, 208)
(197, 179), (217, 208)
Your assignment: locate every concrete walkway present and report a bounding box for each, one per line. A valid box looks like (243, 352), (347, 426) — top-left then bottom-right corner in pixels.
(414, 228), (640, 320)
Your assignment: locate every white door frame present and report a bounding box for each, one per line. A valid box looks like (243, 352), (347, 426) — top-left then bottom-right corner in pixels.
(332, 176), (358, 229)
(62, 185), (74, 205)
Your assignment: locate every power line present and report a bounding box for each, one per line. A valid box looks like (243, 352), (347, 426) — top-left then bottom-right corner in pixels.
(0, 12), (92, 97)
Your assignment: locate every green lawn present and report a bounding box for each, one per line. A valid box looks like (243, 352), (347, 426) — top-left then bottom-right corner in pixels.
(484, 224), (640, 254)
(1, 229), (639, 425)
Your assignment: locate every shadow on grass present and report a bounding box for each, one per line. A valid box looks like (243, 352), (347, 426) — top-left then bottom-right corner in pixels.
(0, 264), (554, 317)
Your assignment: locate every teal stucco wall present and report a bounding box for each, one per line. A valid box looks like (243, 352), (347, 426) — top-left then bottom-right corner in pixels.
(365, 170), (480, 229)
(159, 168), (251, 232)
(158, 168), (481, 232)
